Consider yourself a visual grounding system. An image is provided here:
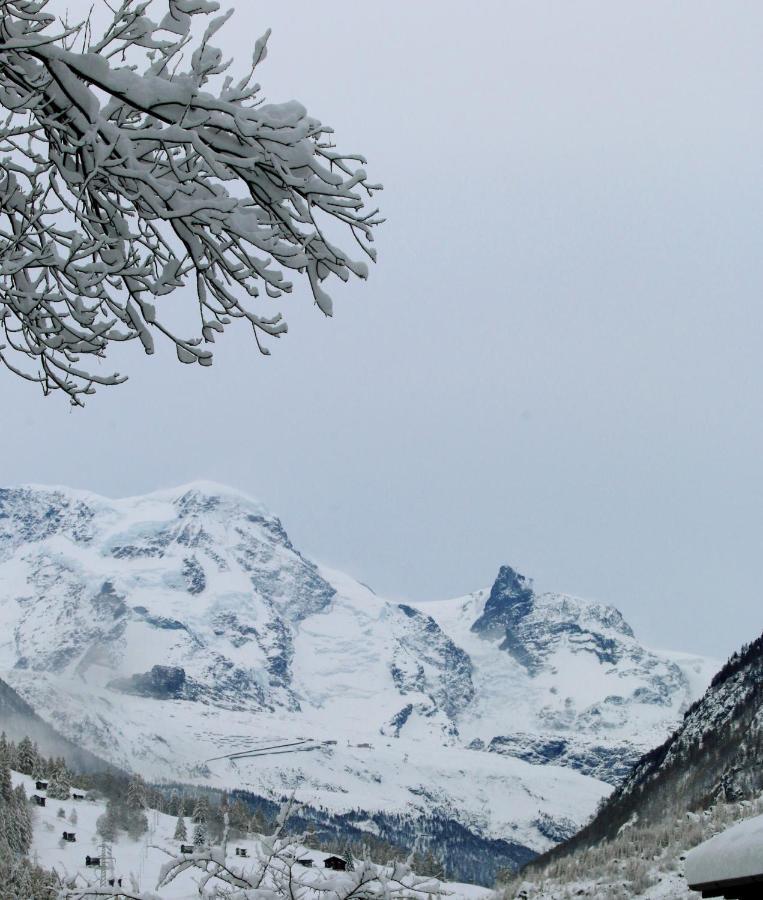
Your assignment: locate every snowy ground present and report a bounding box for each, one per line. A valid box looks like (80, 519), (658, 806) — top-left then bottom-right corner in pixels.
(15, 771), (495, 899)
(18, 770), (228, 897)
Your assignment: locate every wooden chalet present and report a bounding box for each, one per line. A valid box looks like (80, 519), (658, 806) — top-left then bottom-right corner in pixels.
(32, 795), (45, 807)
(62, 831), (76, 843)
(85, 856), (100, 868)
(235, 847), (249, 857)
(72, 792), (85, 801)
(35, 780), (48, 791)
(180, 844), (194, 854)
(323, 856), (348, 871)
(296, 858), (313, 867)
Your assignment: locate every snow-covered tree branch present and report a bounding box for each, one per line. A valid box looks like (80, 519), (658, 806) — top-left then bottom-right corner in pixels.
(0, 0), (382, 403)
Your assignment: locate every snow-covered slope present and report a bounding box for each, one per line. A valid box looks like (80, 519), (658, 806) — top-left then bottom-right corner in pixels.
(0, 484), (715, 867)
(15, 769), (199, 898)
(15, 771), (494, 899)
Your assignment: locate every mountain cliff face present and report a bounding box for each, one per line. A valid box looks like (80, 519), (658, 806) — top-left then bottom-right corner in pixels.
(472, 565), (635, 675)
(0, 483), (714, 870)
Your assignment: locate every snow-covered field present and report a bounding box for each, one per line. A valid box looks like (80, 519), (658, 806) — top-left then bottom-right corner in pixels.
(14, 771), (494, 899)
(17, 770), (212, 897)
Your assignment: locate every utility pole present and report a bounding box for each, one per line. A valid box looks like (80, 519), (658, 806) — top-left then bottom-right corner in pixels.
(98, 839), (115, 887)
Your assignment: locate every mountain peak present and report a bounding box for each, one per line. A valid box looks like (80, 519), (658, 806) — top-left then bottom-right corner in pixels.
(128, 481), (273, 519)
(9, 480), (271, 513)
(492, 565), (534, 600)
(471, 564), (535, 640)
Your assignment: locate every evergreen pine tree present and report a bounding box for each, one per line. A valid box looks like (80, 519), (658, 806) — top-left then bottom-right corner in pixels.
(193, 820), (208, 848)
(126, 774), (147, 811)
(13, 785), (32, 855)
(46, 769), (71, 801)
(0, 805), (16, 859)
(192, 795), (209, 825)
(15, 738), (36, 776)
(251, 809), (268, 834)
(342, 839), (356, 872)
(96, 809), (117, 842)
(31, 758), (47, 784)
(12, 860), (33, 899)
(0, 760), (13, 803)
(126, 809), (148, 841)
(174, 814), (187, 841)
(167, 790), (181, 817)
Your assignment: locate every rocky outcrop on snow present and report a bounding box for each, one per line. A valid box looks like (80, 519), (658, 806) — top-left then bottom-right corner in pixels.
(473, 565), (643, 676)
(471, 565), (538, 670)
(390, 604), (474, 720)
(110, 664), (191, 699)
(415, 567), (713, 798)
(485, 733), (640, 786)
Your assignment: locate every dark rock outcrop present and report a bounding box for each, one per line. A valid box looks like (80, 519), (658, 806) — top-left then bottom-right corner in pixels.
(109, 665), (191, 700)
(487, 733), (641, 785)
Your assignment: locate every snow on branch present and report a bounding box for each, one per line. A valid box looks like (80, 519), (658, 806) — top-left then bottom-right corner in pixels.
(0, 0), (383, 403)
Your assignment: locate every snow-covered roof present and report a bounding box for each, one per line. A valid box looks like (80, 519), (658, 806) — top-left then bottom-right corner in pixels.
(685, 813), (763, 888)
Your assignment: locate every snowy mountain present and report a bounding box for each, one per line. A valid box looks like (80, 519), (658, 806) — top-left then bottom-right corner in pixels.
(0, 483), (715, 875)
(496, 632), (763, 898)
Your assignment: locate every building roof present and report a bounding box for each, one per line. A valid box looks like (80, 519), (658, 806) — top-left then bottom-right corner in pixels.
(686, 813), (763, 891)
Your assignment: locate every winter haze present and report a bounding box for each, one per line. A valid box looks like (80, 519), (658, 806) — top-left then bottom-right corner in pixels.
(3, 0), (763, 659)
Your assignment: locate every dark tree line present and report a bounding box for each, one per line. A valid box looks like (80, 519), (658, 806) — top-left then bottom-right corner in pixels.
(0, 732), (75, 796)
(0, 735), (57, 899)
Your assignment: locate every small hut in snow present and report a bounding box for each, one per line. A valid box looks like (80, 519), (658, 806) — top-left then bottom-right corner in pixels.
(324, 856), (348, 871)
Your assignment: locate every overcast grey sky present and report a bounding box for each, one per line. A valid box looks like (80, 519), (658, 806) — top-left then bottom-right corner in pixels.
(3, 1), (763, 659)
